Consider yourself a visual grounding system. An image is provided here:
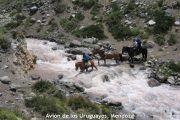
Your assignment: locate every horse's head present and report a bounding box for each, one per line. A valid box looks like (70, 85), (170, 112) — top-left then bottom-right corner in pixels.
(75, 62), (79, 71)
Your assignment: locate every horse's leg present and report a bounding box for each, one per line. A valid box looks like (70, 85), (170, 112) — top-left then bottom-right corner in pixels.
(104, 59), (106, 65)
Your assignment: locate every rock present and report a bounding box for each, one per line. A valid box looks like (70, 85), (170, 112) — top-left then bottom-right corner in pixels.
(74, 83), (84, 92)
(167, 76), (175, 84)
(43, 41), (47, 45)
(148, 79), (161, 87)
(30, 6), (38, 14)
(0, 93), (2, 97)
(9, 84), (21, 92)
(66, 47), (91, 55)
(69, 40), (81, 47)
(68, 55), (77, 60)
(102, 75), (110, 82)
(174, 20), (180, 26)
(147, 20), (156, 26)
(57, 74), (63, 80)
(139, 66), (146, 70)
(31, 74), (41, 80)
(130, 63), (135, 68)
(146, 41), (155, 48)
(52, 47), (57, 50)
(156, 74), (167, 83)
(82, 37), (98, 44)
(1, 65), (8, 69)
(107, 102), (123, 109)
(0, 76), (11, 84)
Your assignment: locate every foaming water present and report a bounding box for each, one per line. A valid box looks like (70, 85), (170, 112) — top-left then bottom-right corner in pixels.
(26, 38), (180, 120)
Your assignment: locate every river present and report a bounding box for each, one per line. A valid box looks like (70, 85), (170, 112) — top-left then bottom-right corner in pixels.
(26, 38), (180, 120)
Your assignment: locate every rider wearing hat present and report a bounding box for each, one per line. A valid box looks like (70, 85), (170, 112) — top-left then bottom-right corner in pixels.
(133, 37), (142, 52)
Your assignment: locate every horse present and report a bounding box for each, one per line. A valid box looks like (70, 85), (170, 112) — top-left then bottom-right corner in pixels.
(75, 60), (98, 72)
(122, 46), (147, 63)
(92, 48), (123, 65)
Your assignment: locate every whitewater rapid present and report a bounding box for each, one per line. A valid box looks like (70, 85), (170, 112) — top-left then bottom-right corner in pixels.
(26, 38), (180, 120)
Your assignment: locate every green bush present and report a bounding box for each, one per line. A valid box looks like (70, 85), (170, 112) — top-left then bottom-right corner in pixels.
(153, 9), (175, 34)
(72, 0), (95, 10)
(25, 96), (60, 116)
(48, 18), (58, 32)
(60, 18), (78, 32)
(167, 60), (180, 73)
(90, 3), (102, 15)
(0, 108), (26, 120)
(0, 34), (11, 49)
(168, 34), (177, 46)
(73, 24), (106, 40)
(68, 95), (99, 114)
(154, 34), (165, 46)
(124, 0), (136, 14)
(53, 0), (66, 14)
(32, 80), (55, 93)
(5, 21), (20, 30)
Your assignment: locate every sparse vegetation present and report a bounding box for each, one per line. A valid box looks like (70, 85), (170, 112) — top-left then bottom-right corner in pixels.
(154, 34), (165, 46)
(25, 81), (112, 117)
(124, 0), (136, 14)
(5, 21), (21, 30)
(90, 3), (102, 15)
(153, 9), (175, 34)
(47, 18), (58, 32)
(53, 0), (66, 14)
(72, 0), (96, 10)
(168, 34), (177, 46)
(0, 108), (26, 120)
(32, 80), (55, 93)
(73, 24), (106, 40)
(0, 32), (11, 49)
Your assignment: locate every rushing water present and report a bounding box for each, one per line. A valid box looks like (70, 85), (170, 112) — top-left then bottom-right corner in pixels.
(26, 38), (180, 120)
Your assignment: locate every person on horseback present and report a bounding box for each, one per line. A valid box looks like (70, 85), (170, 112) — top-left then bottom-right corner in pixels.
(133, 37), (142, 52)
(104, 42), (112, 54)
(82, 52), (92, 68)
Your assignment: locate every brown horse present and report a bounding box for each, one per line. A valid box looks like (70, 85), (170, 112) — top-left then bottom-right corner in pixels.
(92, 48), (123, 65)
(75, 60), (98, 72)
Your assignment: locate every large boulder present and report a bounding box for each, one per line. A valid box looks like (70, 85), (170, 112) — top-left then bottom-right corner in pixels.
(69, 40), (81, 47)
(0, 76), (11, 84)
(167, 76), (175, 85)
(145, 41), (155, 48)
(66, 47), (91, 55)
(148, 79), (161, 87)
(31, 74), (41, 80)
(82, 37), (98, 44)
(155, 74), (167, 83)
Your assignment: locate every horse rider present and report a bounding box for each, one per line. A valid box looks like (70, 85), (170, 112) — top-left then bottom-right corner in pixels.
(82, 52), (92, 67)
(133, 37), (142, 52)
(104, 42), (112, 54)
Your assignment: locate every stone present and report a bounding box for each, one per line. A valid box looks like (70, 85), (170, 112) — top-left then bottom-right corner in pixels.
(68, 55), (77, 60)
(30, 6), (38, 14)
(82, 37), (98, 44)
(148, 79), (161, 87)
(0, 76), (11, 84)
(0, 93), (2, 97)
(1, 65), (8, 69)
(174, 20), (180, 26)
(57, 74), (63, 80)
(130, 63), (135, 68)
(147, 20), (156, 26)
(156, 74), (167, 83)
(102, 75), (110, 82)
(167, 76), (175, 84)
(52, 47), (58, 50)
(69, 40), (81, 47)
(10, 84), (21, 92)
(74, 83), (84, 92)
(31, 74), (41, 80)
(107, 102), (123, 109)
(66, 48), (91, 55)
(139, 67), (146, 70)
(146, 41), (155, 48)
